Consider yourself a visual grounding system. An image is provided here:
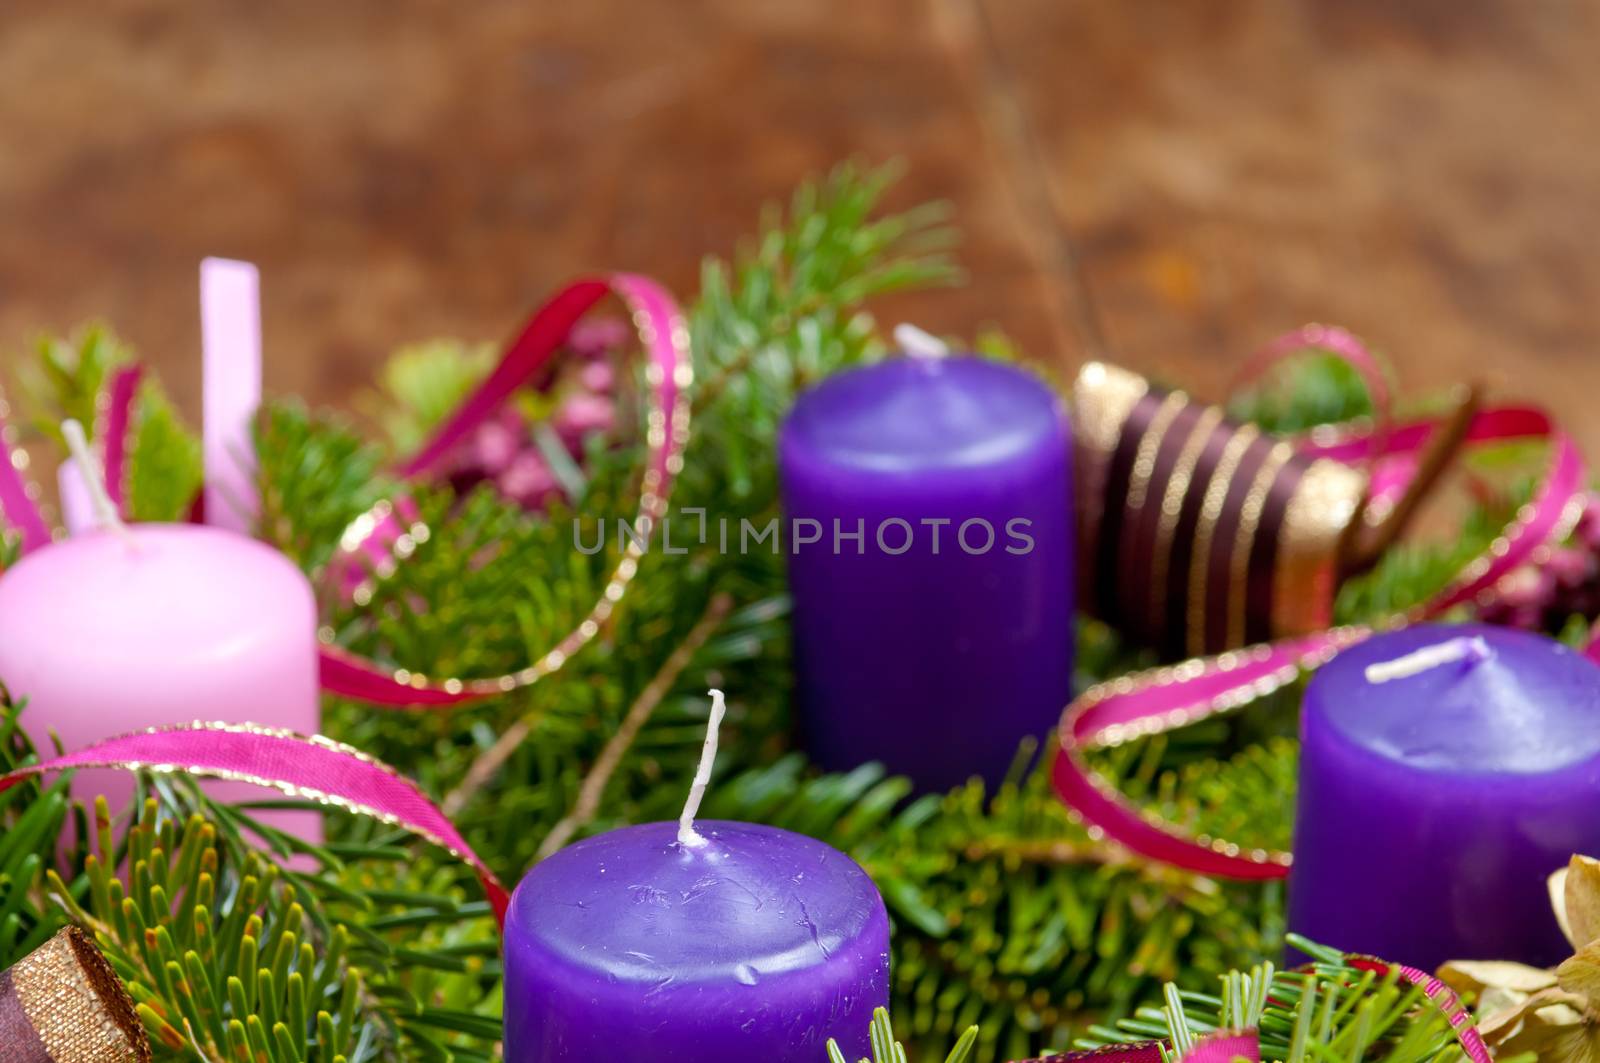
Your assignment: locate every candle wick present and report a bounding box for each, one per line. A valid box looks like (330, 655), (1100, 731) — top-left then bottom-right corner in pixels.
(1364, 635), (1492, 684)
(60, 419), (138, 550)
(677, 688), (727, 848)
(894, 323), (950, 360)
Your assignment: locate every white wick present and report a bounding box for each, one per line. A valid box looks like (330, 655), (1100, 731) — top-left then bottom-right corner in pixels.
(1364, 635), (1491, 684)
(60, 419), (138, 549)
(678, 688), (727, 847)
(894, 323), (950, 360)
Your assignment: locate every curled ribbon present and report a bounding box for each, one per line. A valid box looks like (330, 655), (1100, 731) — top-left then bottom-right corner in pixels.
(0, 727), (1491, 1063)
(0, 397), (51, 554)
(1346, 956), (1490, 1063)
(0, 724), (512, 926)
(98, 363), (144, 513)
(314, 274), (692, 706)
(1176, 1032), (1261, 1063)
(1230, 322), (1394, 449)
(1055, 329), (1590, 880)
(0, 274), (693, 708)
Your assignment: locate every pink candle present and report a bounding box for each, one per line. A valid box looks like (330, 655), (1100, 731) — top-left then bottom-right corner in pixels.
(0, 523), (321, 836)
(201, 258), (263, 534)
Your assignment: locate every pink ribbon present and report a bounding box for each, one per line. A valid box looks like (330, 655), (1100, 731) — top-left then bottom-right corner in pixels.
(0, 728), (1490, 1063)
(0, 724), (511, 926)
(1054, 329), (1592, 880)
(1178, 1032), (1260, 1063)
(1232, 322), (1393, 445)
(0, 314), (1506, 1056)
(0, 399), (50, 555)
(314, 273), (691, 705)
(0, 272), (692, 708)
(99, 364), (143, 519)
(1347, 956), (1490, 1063)
(1054, 629), (1369, 879)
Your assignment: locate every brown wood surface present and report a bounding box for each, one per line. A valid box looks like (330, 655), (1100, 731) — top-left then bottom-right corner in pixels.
(2, 0), (1597, 454)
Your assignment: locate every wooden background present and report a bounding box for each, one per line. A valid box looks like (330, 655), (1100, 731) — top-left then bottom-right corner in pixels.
(3, 0), (1598, 451)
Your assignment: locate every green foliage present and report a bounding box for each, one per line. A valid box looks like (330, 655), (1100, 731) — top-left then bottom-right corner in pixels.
(256, 401), (394, 575)
(889, 750), (1286, 1057)
(360, 340), (496, 456)
(0, 163), (1562, 1061)
(829, 1008), (979, 1063)
(1080, 937), (1475, 1063)
(685, 160), (958, 511)
(127, 377), (204, 523)
(163, 782), (504, 1061)
(1226, 350), (1381, 436)
(2, 323), (204, 523)
(48, 796), (365, 1061)
(0, 702), (71, 961)
(8, 324), (134, 443)
(0, 699), (500, 1061)
(1334, 474), (1532, 624)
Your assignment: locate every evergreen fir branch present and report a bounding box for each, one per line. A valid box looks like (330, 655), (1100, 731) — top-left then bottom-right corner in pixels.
(2, 324), (204, 524)
(162, 781), (504, 1062)
(827, 1007), (979, 1063)
(1225, 351), (1381, 436)
(616, 733), (1285, 1060)
(1078, 937), (1475, 1063)
(127, 376), (204, 523)
(359, 339), (497, 457)
(44, 796), (366, 1061)
(7, 324), (133, 445)
(0, 698), (499, 1061)
(0, 166), (1569, 1061)
(296, 162), (960, 851)
(259, 172), (1485, 1057)
(0, 699), (72, 967)
(679, 160), (958, 514)
(526, 591), (735, 856)
(256, 402), (395, 575)
(1334, 476), (1529, 623)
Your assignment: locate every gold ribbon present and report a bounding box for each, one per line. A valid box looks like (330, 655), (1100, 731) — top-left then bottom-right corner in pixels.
(0, 927), (149, 1063)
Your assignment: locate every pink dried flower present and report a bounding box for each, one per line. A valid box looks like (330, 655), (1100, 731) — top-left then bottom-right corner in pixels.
(554, 394), (615, 449)
(498, 451), (562, 508)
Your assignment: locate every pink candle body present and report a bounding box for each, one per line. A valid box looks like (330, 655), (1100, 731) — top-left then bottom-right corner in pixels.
(0, 524), (321, 837)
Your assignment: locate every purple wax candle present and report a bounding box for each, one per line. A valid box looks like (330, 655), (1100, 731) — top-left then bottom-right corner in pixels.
(1289, 623), (1600, 970)
(503, 693), (890, 1061)
(778, 344), (1074, 792)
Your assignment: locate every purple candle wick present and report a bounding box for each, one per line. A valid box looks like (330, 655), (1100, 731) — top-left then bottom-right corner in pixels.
(892, 322), (949, 360)
(1363, 634), (1492, 684)
(60, 419), (140, 552)
(678, 688), (727, 848)
(502, 684), (891, 1060)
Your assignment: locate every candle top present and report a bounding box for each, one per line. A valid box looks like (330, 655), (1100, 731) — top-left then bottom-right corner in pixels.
(0, 523), (314, 667)
(781, 355), (1064, 476)
(1309, 623), (1600, 774)
(506, 821), (887, 985)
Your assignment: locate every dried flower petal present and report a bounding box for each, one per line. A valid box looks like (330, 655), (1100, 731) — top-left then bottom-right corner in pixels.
(1439, 959), (1559, 995)
(1541, 1020), (1600, 1063)
(1566, 856), (1600, 949)
(1557, 941), (1600, 1001)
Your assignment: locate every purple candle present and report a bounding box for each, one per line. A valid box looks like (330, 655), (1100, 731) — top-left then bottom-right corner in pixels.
(503, 692), (890, 1061)
(1289, 623), (1600, 970)
(778, 337), (1074, 791)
